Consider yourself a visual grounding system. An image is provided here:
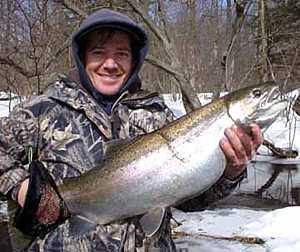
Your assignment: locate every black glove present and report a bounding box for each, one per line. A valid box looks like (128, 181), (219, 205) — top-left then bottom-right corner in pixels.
(14, 160), (70, 238)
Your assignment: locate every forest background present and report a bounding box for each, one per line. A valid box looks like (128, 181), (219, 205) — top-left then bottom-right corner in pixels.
(0, 0), (299, 111)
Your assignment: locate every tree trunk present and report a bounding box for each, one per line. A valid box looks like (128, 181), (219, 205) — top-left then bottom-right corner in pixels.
(259, 0), (269, 81)
(127, 0), (201, 110)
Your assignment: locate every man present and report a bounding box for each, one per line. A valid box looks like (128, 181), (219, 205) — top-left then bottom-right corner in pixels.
(0, 9), (262, 251)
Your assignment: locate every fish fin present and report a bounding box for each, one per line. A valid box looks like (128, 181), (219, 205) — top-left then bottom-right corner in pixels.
(139, 207), (166, 237)
(68, 215), (97, 237)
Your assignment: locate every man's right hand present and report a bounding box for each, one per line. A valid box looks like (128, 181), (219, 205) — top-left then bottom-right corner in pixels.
(17, 176), (64, 225)
(17, 162), (68, 228)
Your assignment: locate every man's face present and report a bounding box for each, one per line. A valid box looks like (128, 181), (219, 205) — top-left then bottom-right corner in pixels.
(84, 30), (133, 96)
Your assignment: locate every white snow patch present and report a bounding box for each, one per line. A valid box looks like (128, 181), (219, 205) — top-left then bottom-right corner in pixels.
(241, 206), (300, 252)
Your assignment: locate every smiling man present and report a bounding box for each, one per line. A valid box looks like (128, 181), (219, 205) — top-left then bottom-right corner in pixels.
(1, 9), (262, 252)
(84, 29), (133, 96)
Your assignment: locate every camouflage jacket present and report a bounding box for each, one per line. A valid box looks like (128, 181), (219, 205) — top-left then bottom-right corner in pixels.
(0, 74), (176, 252)
(0, 75), (243, 251)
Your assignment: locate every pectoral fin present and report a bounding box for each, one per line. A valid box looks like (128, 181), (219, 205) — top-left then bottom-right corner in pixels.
(139, 207), (166, 237)
(68, 215), (97, 237)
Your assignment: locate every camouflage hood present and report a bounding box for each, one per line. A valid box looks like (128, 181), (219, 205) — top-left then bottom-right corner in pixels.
(71, 9), (149, 114)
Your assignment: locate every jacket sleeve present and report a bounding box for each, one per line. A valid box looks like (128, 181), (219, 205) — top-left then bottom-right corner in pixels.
(0, 107), (38, 197)
(13, 160), (121, 252)
(0, 97), (123, 251)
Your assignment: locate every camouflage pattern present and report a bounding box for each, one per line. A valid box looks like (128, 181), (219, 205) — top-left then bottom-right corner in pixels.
(0, 74), (176, 251)
(0, 74), (243, 251)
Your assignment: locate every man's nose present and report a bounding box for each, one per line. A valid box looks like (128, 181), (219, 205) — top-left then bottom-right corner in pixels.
(102, 57), (118, 70)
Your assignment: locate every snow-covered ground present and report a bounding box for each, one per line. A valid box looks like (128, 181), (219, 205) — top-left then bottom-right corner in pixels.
(173, 206), (300, 252)
(0, 92), (21, 117)
(1, 92), (300, 251)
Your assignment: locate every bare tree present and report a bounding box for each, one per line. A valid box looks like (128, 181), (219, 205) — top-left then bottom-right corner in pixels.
(0, 0), (75, 96)
(126, 0), (202, 110)
(259, 0), (269, 81)
(0, 0), (298, 99)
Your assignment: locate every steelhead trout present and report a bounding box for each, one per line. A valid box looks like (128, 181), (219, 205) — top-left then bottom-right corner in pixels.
(59, 82), (290, 225)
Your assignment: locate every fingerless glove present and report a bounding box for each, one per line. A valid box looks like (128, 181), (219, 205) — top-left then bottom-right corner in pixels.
(14, 160), (70, 238)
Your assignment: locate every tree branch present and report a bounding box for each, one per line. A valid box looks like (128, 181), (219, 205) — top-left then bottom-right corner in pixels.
(145, 55), (184, 79)
(223, 0), (252, 89)
(44, 37), (71, 71)
(125, 0), (171, 51)
(62, 0), (87, 18)
(0, 57), (35, 78)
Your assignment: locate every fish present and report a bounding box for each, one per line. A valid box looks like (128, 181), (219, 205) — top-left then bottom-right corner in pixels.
(59, 81), (290, 225)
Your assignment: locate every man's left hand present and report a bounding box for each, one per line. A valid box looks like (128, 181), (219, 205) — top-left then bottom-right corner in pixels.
(219, 124), (263, 180)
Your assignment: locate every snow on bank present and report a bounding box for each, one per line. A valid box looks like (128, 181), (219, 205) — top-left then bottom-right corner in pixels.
(173, 208), (267, 252)
(0, 92), (20, 117)
(173, 206), (300, 252)
(241, 206), (300, 252)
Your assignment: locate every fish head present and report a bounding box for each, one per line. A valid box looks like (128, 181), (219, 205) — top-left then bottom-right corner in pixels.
(227, 81), (291, 131)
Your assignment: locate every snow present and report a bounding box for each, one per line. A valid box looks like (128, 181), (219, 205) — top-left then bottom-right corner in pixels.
(173, 206), (300, 252)
(172, 208), (268, 252)
(173, 208), (267, 237)
(0, 92), (20, 117)
(242, 207), (300, 252)
(162, 94), (186, 118)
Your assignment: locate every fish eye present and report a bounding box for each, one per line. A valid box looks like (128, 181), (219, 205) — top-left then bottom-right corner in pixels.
(252, 88), (262, 98)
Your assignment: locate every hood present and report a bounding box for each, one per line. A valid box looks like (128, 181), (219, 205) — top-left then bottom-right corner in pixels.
(71, 9), (149, 114)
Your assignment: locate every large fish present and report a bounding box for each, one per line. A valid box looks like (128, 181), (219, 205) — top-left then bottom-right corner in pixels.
(59, 82), (290, 225)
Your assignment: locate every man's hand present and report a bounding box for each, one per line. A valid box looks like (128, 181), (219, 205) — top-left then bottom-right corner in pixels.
(219, 124), (263, 180)
(18, 178), (61, 224)
(14, 161), (70, 237)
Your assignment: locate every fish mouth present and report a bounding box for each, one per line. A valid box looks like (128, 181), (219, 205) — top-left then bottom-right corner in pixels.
(247, 84), (299, 129)
(263, 85), (281, 106)
(253, 99), (288, 129)
(253, 85), (289, 126)
(261, 87), (300, 122)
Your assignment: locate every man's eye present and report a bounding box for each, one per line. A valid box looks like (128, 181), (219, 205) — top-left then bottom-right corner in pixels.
(92, 49), (105, 55)
(117, 52), (129, 58)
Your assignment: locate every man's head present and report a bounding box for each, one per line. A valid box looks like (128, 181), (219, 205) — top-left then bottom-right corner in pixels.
(72, 9), (148, 108)
(83, 28), (134, 96)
